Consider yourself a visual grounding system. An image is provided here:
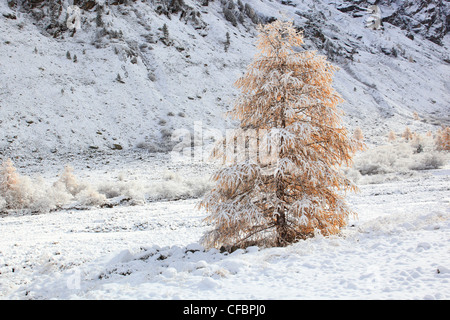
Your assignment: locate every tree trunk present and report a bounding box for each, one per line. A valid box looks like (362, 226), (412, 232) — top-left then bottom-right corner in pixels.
(275, 105), (288, 246)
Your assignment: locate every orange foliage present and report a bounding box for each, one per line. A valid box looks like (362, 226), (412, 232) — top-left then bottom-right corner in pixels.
(436, 127), (450, 151)
(402, 126), (413, 141)
(0, 158), (24, 210)
(199, 21), (364, 249)
(0, 158), (20, 194)
(353, 127), (364, 141)
(388, 130), (396, 142)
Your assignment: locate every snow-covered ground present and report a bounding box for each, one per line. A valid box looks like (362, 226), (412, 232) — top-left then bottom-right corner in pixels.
(1, 155), (449, 300)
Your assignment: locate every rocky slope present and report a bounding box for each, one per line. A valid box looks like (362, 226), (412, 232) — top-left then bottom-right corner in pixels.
(0, 0), (449, 159)
(336, 0), (449, 45)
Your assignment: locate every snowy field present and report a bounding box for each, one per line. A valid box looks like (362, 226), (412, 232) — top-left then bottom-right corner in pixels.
(0, 153), (449, 300)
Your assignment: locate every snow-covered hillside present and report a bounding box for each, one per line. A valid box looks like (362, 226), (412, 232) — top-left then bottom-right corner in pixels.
(0, 0), (449, 158)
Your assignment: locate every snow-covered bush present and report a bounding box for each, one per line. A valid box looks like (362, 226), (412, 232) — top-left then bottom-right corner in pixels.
(0, 158), (34, 211)
(19, 175), (53, 213)
(96, 169), (213, 204)
(0, 161), (108, 214)
(0, 195), (6, 211)
(56, 165), (106, 207)
(56, 165), (82, 196)
(75, 186), (107, 207)
(352, 137), (447, 179)
(409, 153), (447, 171)
(354, 143), (410, 175)
(343, 167), (362, 184)
(0, 159), (20, 206)
(97, 180), (146, 205)
(147, 170), (213, 201)
(0, 159), (72, 213)
(46, 180), (73, 209)
(0, 160), (212, 215)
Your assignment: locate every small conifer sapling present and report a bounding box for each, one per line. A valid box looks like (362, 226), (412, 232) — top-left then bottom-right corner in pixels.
(353, 127), (364, 141)
(388, 130), (396, 142)
(402, 126), (413, 141)
(224, 32), (231, 52)
(436, 127), (450, 151)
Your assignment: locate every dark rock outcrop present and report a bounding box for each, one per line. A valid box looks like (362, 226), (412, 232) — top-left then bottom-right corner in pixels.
(337, 0), (450, 45)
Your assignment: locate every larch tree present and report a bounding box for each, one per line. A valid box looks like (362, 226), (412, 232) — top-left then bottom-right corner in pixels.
(198, 20), (364, 250)
(0, 159), (19, 189)
(435, 127), (450, 151)
(402, 126), (413, 141)
(353, 127), (364, 141)
(388, 130), (396, 142)
(0, 158), (28, 210)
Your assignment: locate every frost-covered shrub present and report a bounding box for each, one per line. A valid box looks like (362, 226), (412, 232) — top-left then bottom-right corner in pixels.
(147, 170), (213, 201)
(56, 165), (82, 196)
(0, 158), (34, 211)
(0, 159), (73, 213)
(353, 143), (409, 175)
(343, 167), (362, 184)
(47, 180), (73, 208)
(353, 138), (447, 178)
(0, 159), (18, 207)
(20, 176), (52, 213)
(96, 170), (212, 204)
(121, 182), (146, 205)
(409, 152), (446, 171)
(97, 181), (123, 199)
(0, 196), (6, 211)
(0, 162), (112, 214)
(75, 186), (107, 207)
(97, 180), (146, 205)
(56, 165), (106, 207)
(0, 159), (213, 214)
